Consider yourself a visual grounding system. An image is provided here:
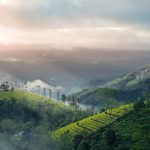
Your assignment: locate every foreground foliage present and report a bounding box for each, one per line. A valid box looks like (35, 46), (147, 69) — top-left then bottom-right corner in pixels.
(58, 102), (150, 150)
(52, 104), (133, 141)
(0, 90), (90, 150)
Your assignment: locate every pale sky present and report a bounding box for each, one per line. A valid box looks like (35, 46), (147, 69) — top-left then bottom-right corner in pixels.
(0, 0), (150, 50)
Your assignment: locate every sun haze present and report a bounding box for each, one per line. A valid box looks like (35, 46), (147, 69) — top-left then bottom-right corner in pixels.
(0, 0), (150, 50)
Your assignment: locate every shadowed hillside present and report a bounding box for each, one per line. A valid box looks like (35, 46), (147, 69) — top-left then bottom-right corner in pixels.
(0, 90), (90, 150)
(71, 65), (150, 107)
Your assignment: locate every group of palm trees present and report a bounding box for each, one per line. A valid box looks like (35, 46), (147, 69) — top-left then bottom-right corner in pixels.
(0, 81), (53, 99)
(0, 81), (14, 91)
(0, 81), (81, 110)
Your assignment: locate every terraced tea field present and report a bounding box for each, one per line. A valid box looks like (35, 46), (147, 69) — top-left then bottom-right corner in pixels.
(52, 103), (133, 140)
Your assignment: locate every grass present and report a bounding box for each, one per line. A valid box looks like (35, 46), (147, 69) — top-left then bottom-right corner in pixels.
(0, 90), (73, 111)
(51, 103), (133, 140)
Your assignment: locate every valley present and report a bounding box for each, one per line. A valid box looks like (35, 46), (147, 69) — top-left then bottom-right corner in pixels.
(0, 64), (149, 150)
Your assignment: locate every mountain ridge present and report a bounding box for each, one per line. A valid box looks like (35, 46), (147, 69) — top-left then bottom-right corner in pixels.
(70, 64), (150, 107)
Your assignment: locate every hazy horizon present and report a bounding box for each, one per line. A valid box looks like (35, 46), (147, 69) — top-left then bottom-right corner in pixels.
(0, 49), (150, 94)
(0, 0), (150, 94)
(0, 0), (150, 50)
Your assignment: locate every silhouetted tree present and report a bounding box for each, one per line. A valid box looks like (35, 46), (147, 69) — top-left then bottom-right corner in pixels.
(134, 101), (145, 111)
(43, 88), (47, 97)
(72, 134), (83, 150)
(97, 88), (118, 118)
(57, 90), (60, 100)
(49, 89), (52, 100)
(15, 81), (18, 89)
(70, 96), (78, 109)
(144, 92), (150, 101)
(78, 140), (90, 150)
(37, 85), (41, 95)
(102, 128), (117, 145)
(11, 83), (15, 91)
(1, 82), (9, 91)
(61, 94), (67, 103)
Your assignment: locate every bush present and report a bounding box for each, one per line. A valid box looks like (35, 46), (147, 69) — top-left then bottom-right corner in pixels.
(116, 144), (130, 150)
(91, 144), (103, 150)
(0, 119), (17, 133)
(133, 101), (145, 111)
(72, 134), (83, 150)
(102, 128), (117, 145)
(78, 140), (90, 150)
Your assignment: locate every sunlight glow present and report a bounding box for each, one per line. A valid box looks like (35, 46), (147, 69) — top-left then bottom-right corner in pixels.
(0, 34), (7, 43)
(0, 28), (8, 44)
(0, 0), (13, 5)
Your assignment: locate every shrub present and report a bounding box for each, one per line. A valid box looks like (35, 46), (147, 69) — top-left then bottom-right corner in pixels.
(133, 101), (145, 111)
(102, 128), (117, 145)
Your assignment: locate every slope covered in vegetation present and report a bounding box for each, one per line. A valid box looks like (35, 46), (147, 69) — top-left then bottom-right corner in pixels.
(54, 101), (149, 150)
(104, 64), (150, 89)
(0, 90), (90, 150)
(71, 102), (150, 150)
(70, 65), (150, 106)
(51, 104), (133, 140)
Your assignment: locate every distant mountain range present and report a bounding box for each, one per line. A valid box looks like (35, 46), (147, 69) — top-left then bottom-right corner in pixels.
(71, 64), (150, 106)
(103, 64), (150, 89)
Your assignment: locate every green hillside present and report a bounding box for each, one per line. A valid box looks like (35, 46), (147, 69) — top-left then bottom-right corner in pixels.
(0, 90), (90, 150)
(70, 65), (150, 107)
(0, 90), (90, 129)
(0, 90), (73, 110)
(70, 101), (150, 150)
(51, 103), (133, 140)
(104, 64), (150, 89)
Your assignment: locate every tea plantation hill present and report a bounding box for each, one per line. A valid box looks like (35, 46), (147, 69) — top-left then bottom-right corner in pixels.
(72, 101), (150, 150)
(52, 101), (150, 150)
(51, 103), (133, 140)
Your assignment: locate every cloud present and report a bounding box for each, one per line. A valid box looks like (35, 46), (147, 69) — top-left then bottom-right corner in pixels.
(0, 57), (20, 62)
(0, 0), (150, 29)
(1, 26), (150, 50)
(0, 0), (150, 50)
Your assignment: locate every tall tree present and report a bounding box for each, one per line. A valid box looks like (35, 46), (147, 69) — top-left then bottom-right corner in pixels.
(61, 94), (67, 103)
(43, 88), (47, 97)
(11, 83), (15, 91)
(1, 82), (9, 91)
(97, 88), (118, 118)
(49, 89), (52, 100)
(57, 90), (60, 100)
(37, 85), (41, 95)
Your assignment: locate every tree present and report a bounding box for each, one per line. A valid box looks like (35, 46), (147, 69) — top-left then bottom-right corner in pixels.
(78, 140), (90, 150)
(57, 90), (60, 100)
(11, 83), (15, 91)
(43, 88), (47, 97)
(67, 96), (71, 104)
(0, 82), (9, 91)
(72, 134), (83, 150)
(49, 89), (52, 100)
(61, 94), (67, 103)
(5, 81), (9, 90)
(143, 92), (150, 100)
(97, 88), (118, 118)
(91, 144), (103, 150)
(15, 81), (18, 89)
(133, 101), (145, 111)
(70, 96), (78, 109)
(102, 128), (117, 145)
(37, 85), (41, 95)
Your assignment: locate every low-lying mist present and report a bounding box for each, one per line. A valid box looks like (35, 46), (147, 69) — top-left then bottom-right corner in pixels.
(0, 48), (150, 94)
